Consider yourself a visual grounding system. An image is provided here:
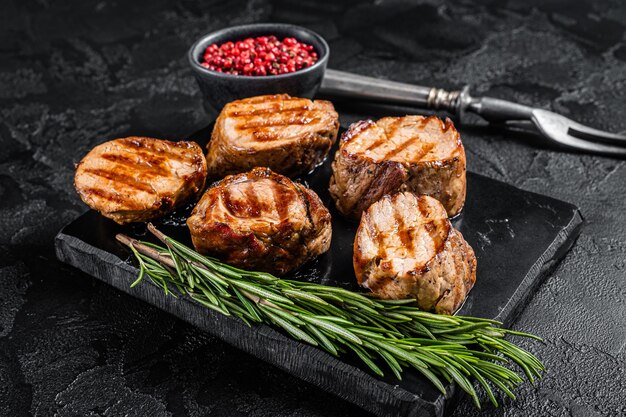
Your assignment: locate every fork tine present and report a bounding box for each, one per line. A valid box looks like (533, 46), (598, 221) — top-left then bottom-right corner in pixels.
(535, 109), (626, 145)
(555, 135), (626, 156)
(502, 120), (536, 132)
(530, 110), (626, 157)
(567, 122), (626, 145)
(503, 117), (626, 156)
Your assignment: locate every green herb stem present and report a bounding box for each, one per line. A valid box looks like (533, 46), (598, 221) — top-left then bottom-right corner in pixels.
(116, 225), (544, 409)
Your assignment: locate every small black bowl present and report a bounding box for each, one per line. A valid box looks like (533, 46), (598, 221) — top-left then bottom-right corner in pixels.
(188, 23), (329, 115)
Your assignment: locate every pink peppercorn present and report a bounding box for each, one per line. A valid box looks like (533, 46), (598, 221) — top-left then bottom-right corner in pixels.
(200, 35), (318, 76)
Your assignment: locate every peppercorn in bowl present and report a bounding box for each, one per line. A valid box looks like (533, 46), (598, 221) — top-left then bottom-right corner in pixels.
(188, 23), (329, 114)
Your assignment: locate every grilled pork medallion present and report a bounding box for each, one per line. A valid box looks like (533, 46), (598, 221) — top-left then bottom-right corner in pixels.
(206, 94), (339, 178)
(329, 116), (466, 219)
(187, 167), (332, 275)
(354, 192), (476, 315)
(74, 137), (207, 224)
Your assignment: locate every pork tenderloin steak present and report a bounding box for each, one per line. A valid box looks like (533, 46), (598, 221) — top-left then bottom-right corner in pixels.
(74, 137), (207, 224)
(187, 167), (332, 275)
(329, 115), (466, 219)
(353, 192), (476, 315)
(206, 94), (339, 178)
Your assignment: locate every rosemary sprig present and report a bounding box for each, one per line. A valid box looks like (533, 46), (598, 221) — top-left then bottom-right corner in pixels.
(117, 224), (544, 409)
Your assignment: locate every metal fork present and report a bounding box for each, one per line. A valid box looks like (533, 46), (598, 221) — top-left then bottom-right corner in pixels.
(320, 69), (626, 156)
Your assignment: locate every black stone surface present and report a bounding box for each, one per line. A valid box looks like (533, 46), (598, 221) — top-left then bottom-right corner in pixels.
(54, 118), (583, 416)
(2, 0), (626, 416)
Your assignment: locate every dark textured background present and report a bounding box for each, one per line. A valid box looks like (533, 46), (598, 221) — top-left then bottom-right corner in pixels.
(1, 0), (625, 416)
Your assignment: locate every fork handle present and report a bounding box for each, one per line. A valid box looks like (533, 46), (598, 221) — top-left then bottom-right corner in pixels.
(468, 97), (534, 122)
(321, 69), (463, 111)
(321, 69), (535, 122)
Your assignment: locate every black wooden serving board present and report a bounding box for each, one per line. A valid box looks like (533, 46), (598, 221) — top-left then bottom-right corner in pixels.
(55, 124), (583, 417)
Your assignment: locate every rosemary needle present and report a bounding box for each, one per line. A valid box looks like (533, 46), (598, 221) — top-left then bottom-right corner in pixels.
(116, 225), (544, 409)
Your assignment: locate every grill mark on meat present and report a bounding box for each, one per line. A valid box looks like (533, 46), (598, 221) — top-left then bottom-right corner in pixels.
(270, 181), (291, 222)
(386, 139), (436, 162)
(228, 102), (308, 118)
(341, 120), (375, 144)
(331, 115), (466, 219)
(383, 118), (403, 140)
(219, 180), (274, 218)
(235, 95), (301, 105)
(293, 184), (315, 239)
(187, 168), (331, 275)
(119, 140), (191, 163)
(417, 197), (430, 219)
(239, 116), (321, 130)
(221, 187), (248, 218)
(99, 153), (171, 176)
(363, 136), (386, 152)
(412, 142), (435, 161)
(382, 134), (419, 160)
(242, 182), (262, 217)
(122, 138), (163, 152)
(130, 150), (171, 166)
(75, 137), (207, 224)
(207, 95), (339, 178)
(362, 211), (385, 261)
(81, 187), (134, 206)
(417, 196), (450, 254)
(362, 118), (401, 154)
(374, 223), (387, 260)
(252, 131), (279, 142)
(229, 104), (310, 122)
(82, 168), (155, 193)
(234, 105), (322, 142)
(393, 204), (413, 251)
(424, 220), (450, 254)
(423, 222), (438, 249)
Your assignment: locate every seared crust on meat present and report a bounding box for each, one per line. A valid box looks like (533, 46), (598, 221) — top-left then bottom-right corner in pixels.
(207, 94), (339, 178)
(186, 167), (332, 275)
(353, 192), (476, 315)
(74, 137), (207, 224)
(329, 116), (466, 219)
